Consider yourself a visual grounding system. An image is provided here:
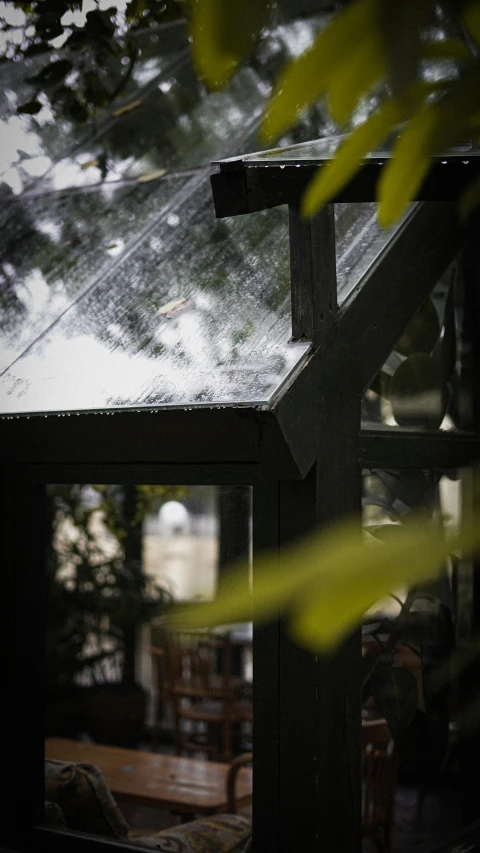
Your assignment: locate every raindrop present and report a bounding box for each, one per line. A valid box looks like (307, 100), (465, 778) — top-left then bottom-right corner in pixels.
(121, 56), (130, 66)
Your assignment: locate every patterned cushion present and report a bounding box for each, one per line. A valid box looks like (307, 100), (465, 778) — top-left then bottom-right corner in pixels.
(128, 814), (252, 853)
(44, 759), (251, 853)
(45, 758), (129, 839)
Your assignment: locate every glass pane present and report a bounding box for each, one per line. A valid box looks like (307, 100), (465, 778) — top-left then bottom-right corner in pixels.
(362, 257), (473, 432)
(0, 20), (191, 195)
(0, 183), (310, 414)
(361, 467), (478, 851)
(44, 483), (253, 845)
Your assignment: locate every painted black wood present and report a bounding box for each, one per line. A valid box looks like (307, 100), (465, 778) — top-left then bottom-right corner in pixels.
(289, 204), (337, 344)
(340, 202), (464, 391)
(0, 409), (305, 480)
(359, 428), (480, 469)
(1, 466), (46, 847)
(12, 463), (263, 486)
(274, 203), (464, 477)
(252, 484), (281, 853)
(211, 158), (480, 218)
(252, 398), (362, 851)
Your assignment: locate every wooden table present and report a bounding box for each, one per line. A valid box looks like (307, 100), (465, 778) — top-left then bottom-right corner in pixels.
(45, 738), (252, 817)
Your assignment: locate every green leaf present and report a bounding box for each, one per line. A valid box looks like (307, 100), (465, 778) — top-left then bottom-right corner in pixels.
(463, 0), (480, 45)
(390, 352), (446, 428)
(377, 0), (433, 96)
(190, 0), (274, 90)
(301, 98), (403, 217)
(260, 0), (377, 142)
(328, 32), (385, 126)
(289, 517), (447, 650)
(394, 297), (440, 356)
(378, 66), (480, 226)
(422, 38), (473, 63)
(367, 664), (418, 733)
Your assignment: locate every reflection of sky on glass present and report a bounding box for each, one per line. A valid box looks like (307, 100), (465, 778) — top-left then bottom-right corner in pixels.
(0, 12), (354, 416)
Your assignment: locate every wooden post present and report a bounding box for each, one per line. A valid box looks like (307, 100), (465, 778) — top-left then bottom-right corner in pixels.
(289, 204), (337, 345)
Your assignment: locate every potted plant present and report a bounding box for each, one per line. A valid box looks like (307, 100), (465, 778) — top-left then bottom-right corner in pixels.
(45, 484), (181, 746)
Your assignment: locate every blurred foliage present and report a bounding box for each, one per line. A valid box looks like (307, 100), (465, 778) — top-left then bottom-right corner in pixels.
(46, 483), (185, 686)
(176, 504), (480, 652)
(0, 0), (185, 122)
(190, 0), (480, 225)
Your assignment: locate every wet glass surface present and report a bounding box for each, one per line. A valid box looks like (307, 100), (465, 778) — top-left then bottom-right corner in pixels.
(0, 175), (192, 373)
(0, 20), (191, 195)
(0, 181), (310, 414)
(219, 136), (480, 165)
(0, 15), (328, 415)
(0, 11), (418, 417)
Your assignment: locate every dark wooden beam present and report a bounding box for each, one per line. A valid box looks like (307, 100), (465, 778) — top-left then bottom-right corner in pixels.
(211, 158), (480, 218)
(359, 428), (480, 469)
(253, 464), (362, 853)
(289, 204), (337, 345)
(0, 408), (306, 480)
(16, 463), (263, 486)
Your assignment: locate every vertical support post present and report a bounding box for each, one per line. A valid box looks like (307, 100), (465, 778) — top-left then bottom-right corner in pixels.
(1, 465), (46, 845)
(289, 203), (337, 345)
(252, 393), (362, 853)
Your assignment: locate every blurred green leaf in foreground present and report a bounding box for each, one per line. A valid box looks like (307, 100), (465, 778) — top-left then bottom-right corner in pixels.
(174, 509), (480, 653)
(190, 0), (480, 226)
(180, 0), (480, 650)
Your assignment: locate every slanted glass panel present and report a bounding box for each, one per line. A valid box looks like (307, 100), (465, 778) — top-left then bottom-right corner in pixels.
(0, 183), (310, 414)
(44, 483), (253, 841)
(221, 136), (480, 166)
(0, 176), (191, 373)
(0, 14), (337, 416)
(0, 20), (191, 195)
(362, 259), (473, 432)
(335, 203), (414, 305)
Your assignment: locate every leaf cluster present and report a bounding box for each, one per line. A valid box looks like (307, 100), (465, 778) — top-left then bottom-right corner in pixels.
(46, 484), (182, 686)
(191, 0), (480, 224)
(2, 0), (183, 122)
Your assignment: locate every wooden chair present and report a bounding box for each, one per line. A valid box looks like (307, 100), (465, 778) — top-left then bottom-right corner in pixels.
(362, 719), (398, 853)
(152, 628), (252, 761)
(226, 752), (253, 815)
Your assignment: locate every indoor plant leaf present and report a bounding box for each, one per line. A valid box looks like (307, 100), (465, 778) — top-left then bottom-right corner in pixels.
(389, 352), (447, 428)
(394, 297), (440, 356)
(366, 663), (418, 733)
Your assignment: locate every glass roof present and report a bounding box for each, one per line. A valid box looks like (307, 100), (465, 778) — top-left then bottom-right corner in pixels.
(214, 136), (480, 167)
(0, 14), (414, 418)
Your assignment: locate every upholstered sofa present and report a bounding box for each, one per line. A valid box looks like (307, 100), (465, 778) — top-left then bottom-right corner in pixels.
(45, 759), (252, 853)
